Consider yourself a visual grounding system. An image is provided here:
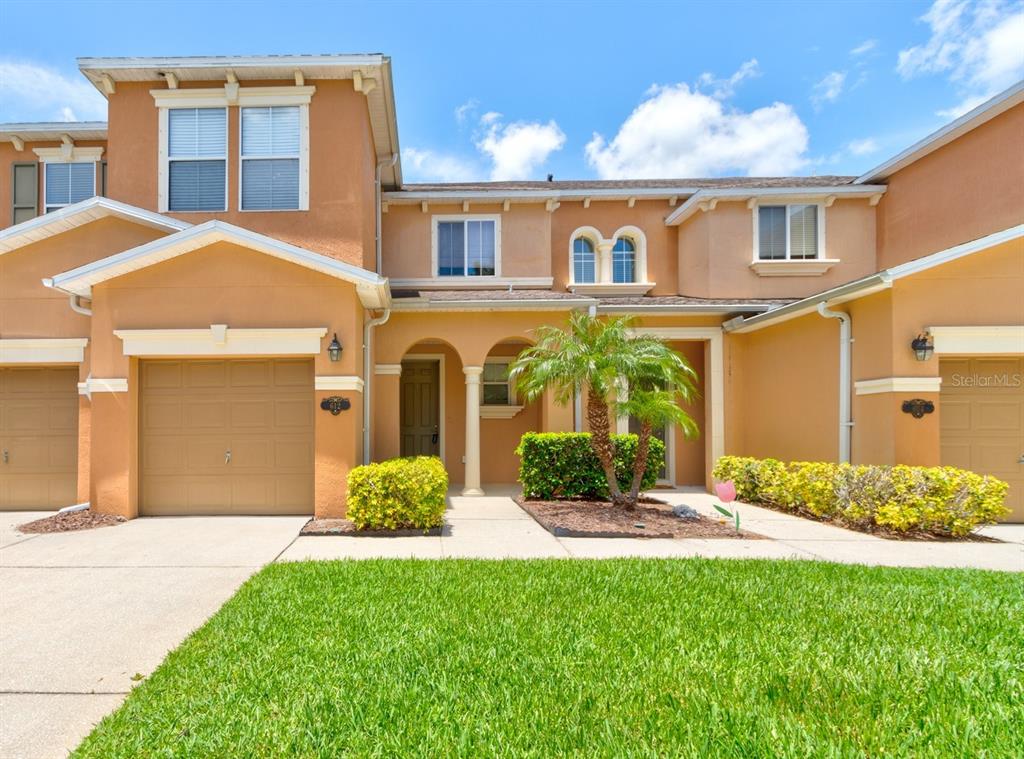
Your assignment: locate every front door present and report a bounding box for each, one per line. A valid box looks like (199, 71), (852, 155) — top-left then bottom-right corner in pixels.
(400, 360), (440, 457)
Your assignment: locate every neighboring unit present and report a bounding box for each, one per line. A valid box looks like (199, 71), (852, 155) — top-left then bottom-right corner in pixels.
(0, 58), (1021, 520)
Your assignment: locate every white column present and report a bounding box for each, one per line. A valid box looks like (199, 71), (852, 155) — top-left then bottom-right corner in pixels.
(596, 241), (614, 283)
(462, 366), (484, 496)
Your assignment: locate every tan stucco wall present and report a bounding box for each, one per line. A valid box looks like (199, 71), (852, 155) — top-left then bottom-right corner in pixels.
(876, 104), (1024, 269)
(678, 199), (877, 299)
(0, 140), (108, 229)
(382, 203), (552, 280)
(87, 242), (366, 518)
(105, 80), (376, 267)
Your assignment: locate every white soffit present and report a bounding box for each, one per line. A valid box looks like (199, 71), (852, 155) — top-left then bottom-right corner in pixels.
(0, 197), (190, 255)
(0, 121), (108, 143)
(46, 220), (391, 309)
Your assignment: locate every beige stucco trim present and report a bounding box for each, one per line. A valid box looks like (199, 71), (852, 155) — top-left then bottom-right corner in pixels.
(374, 364), (403, 376)
(569, 282), (655, 296)
(78, 377), (128, 395)
(854, 377), (943, 395)
(929, 326), (1024, 355)
(113, 325), (328, 357)
(33, 146), (105, 163)
(314, 375), (364, 392)
(0, 338), (88, 364)
(629, 327), (724, 467)
(389, 276), (552, 290)
(749, 259), (839, 276)
(479, 405), (524, 419)
(150, 85), (317, 109)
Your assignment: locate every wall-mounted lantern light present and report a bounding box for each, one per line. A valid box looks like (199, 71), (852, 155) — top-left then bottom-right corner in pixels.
(911, 333), (934, 361)
(328, 333), (343, 362)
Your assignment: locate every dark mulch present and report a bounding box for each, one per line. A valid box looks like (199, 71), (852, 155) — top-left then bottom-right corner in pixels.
(300, 519), (442, 537)
(516, 497), (762, 539)
(19, 510), (126, 534)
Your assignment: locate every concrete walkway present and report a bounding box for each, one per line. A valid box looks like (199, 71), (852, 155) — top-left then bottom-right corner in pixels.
(0, 514), (305, 759)
(280, 487), (1024, 573)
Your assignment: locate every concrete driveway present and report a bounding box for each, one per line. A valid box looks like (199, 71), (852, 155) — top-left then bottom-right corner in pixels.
(0, 512), (304, 759)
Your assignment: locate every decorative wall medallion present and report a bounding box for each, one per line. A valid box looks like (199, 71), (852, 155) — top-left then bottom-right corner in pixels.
(320, 396), (351, 415)
(901, 398), (935, 419)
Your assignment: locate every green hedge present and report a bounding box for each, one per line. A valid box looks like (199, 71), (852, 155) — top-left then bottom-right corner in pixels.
(346, 456), (448, 530)
(516, 432), (666, 500)
(712, 456), (1009, 537)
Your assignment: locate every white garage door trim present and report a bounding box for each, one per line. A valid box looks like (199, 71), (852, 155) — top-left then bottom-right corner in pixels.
(0, 338), (88, 364)
(114, 325), (327, 356)
(930, 326), (1024, 355)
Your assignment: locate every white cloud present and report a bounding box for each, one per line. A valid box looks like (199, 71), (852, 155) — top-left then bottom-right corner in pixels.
(402, 147), (480, 183)
(584, 83), (809, 178)
(847, 137), (880, 155)
(454, 99), (478, 125)
(850, 39), (879, 56)
(476, 115), (566, 180)
(0, 60), (106, 122)
(696, 58), (761, 99)
(898, 0), (1024, 116)
(812, 71), (847, 108)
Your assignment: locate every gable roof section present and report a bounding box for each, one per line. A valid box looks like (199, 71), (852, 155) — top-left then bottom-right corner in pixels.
(724, 224), (1024, 333)
(0, 197), (190, 255)
(44, 220), (391, 309)
(855, 81), (1024, 184)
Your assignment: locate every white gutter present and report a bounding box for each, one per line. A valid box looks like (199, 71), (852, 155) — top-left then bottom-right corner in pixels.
(68, 294), (92, 317)
(817, 302), (852, 463)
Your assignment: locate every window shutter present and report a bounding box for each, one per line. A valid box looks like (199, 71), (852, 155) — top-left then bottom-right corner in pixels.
(758, 206), (787, 260)
(788, 205), (818, 259)
(11, 163), (38, 224)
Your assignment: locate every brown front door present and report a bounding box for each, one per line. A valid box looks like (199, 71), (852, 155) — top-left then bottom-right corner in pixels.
(0, 366), (78, 510)
(400, 360), (440, 457)
(940, 357), (1024, 522)
(139, 358), (314, 515)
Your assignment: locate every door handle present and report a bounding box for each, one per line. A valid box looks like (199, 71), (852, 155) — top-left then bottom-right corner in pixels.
(431, 426), (439, 445)
(2, 449), (7, 464)
(1018, 453), (1024, 464)
(225, 449), (232, 465)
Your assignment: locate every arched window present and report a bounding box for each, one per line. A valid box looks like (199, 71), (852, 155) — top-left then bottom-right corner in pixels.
(612, 237), (635, 283)
(572, 236), (596, 283)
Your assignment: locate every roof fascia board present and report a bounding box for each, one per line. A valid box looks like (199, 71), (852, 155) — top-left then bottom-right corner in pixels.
(665, 185), (887, 226)
(78, 54), (387, 74)
(854, 81), (1024, 184)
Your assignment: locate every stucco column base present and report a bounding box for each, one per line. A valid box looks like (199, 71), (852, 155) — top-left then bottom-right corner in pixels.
(462, 366), (484, 496)
(89, 381), (137, 520)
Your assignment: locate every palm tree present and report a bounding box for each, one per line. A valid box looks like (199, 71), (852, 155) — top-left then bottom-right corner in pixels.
(510, 312), (699, 508)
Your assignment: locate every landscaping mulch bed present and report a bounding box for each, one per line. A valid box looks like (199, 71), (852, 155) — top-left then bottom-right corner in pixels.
(19, 510), (126, 534)
(516, 497), (762, 539)
(300, 518), (442, 537)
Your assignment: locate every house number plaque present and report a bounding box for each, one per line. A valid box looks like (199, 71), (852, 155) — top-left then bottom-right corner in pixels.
(320, 396), (351, 415)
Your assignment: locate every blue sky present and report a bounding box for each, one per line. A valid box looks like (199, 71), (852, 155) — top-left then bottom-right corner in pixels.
(1, 0), (1022, 182)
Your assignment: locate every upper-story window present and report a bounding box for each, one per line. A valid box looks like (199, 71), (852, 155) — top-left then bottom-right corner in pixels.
(44, 162), (95, 213)
(612, 237), (636, 283)
(434, 216), (499, 277)
(168, 108), (227, 212)
(757, 204), (820, 260)
(572, 237), (596, 283)
(241, 106), (300, 211)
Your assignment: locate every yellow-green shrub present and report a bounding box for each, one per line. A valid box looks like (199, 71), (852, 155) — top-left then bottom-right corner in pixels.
(711, 456), (1009, 537)
(346, 456), (448, 531)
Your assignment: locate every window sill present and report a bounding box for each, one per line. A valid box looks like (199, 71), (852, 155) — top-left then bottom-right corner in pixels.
(749, 259), (839, 277)
(568, 282), (655, 296)
(480, 404), (524, 419)
(389, 277), (553, 289)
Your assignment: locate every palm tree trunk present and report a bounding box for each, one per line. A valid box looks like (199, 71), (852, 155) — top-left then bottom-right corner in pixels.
(585, 386), (626, 505)
(627, 420), (652, 507)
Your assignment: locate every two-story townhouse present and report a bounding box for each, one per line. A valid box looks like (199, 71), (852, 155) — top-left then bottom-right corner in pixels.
(0, 56), (1020, 521)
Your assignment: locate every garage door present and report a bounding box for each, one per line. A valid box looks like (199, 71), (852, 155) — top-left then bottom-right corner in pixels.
(140, 358), (314, 515)
(0, 366), (79, 510)
(941, 357), (1024, 522)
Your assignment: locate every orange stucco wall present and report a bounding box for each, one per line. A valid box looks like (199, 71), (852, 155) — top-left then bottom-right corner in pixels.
(104, 80), (376, 267)
(678, 199), (877, 299)
(87, 242), (366, 518)
(0, 140), (108, 229)
(876, 104), (1024, 270)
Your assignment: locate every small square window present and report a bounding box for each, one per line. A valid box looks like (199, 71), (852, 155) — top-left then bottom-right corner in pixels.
(482, 361), (514, 406)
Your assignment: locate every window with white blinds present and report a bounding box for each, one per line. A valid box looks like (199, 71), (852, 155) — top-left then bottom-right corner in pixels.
(241, 106), (300, 210)
(757, 204), (820, 260)
(168, 107), (226, 212)
(44, 162), (95, 213)
(435, 218), (498, 276)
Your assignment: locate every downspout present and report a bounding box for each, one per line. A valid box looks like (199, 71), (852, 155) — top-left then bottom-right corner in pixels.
(362, 153), (398, 464)
(68, 294), (92, 317)
(816, 302), (852, 463)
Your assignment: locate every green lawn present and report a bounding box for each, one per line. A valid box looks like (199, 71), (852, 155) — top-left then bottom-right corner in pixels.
(74, 559), (1022, 758)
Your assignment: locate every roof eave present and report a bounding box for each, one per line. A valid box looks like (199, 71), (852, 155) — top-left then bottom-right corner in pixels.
(665, 185), (888, 226)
